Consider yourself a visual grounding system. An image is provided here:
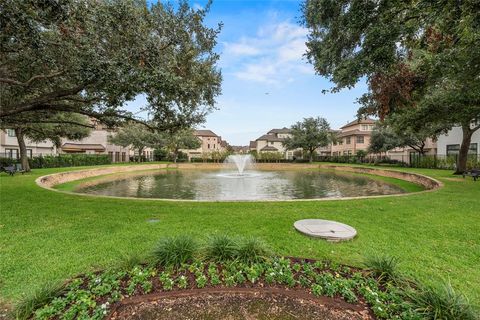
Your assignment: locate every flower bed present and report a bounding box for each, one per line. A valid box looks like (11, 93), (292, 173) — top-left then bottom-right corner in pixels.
(16, 235), (477, 320)
(26, 258), (419, 320)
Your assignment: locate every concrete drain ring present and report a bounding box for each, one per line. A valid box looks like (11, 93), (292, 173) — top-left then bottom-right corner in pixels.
(294, 219), (357, 242)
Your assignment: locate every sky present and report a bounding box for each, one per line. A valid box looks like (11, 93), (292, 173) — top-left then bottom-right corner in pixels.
(128, 0), (368, 145)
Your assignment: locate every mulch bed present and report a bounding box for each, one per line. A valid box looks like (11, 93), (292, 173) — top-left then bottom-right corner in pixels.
(104, 258), (375, 320)
(109, 288), (373, 320)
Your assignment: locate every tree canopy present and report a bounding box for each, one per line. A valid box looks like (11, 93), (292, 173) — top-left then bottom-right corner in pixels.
(159, 129), (201, 162)
(303, 0), (480, 172)
(107, 123), (162, 161)
(284, 117), (332, 162)
(0, 0), (222, 131)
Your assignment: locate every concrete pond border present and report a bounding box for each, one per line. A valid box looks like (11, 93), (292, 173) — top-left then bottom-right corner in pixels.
(35, 163), (443, 202)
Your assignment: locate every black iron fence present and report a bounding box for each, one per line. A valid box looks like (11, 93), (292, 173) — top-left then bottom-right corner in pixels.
(314, 154), (480, 170)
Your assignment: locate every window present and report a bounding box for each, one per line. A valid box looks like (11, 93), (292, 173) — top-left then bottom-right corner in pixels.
(447, 143), (478, 155)
(121, 152), (126, 162)
(208, 144), (210, 149)
(346, 137), (351, 144)
(27, 149), (32, 158)
(446, 144), (460, 155)
(356, 136), (364, 144)
(361, 125), (368, 131)
(270, 141), (274, 145)
(108, 151), (113, 161)
(6, 129), (16, 137)
(470, 143), (478, 154)
(5, 148), (19, 159)
(213, 144), (215, 149)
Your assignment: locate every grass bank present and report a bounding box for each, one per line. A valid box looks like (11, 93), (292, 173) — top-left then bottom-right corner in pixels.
(0, 163), (478, 307)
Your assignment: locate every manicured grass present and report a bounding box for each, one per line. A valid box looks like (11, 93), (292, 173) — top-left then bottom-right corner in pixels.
(0, 163), (479, 308)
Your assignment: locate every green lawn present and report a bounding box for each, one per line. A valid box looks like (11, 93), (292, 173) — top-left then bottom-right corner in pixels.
(0, 163), (479, 307)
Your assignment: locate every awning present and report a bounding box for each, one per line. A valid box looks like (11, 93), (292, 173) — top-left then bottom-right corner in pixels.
(61, 143), (106, 152)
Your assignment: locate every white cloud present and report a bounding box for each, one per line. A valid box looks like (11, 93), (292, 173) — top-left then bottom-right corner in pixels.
(222, 20), (313, 85)
(193, 3), (203, 10)
(235, 61), (278, 84)
(223, 40), (260, 56)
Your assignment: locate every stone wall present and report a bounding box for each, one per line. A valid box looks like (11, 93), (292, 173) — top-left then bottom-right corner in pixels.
(36, 163), (442, 193)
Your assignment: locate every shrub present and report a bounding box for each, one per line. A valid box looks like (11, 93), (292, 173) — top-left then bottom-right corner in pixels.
(408, 282), (478, 320)
(116, 252), (148, 271)
(0, 157), (15, 167)
(152, 235), (198, 267)
(364, 255), (400, 283)
(237, 237), (272, 264)
(29, 154), (111, 168)
(203, 234), (239, 262)
(13, 282), (64, 320)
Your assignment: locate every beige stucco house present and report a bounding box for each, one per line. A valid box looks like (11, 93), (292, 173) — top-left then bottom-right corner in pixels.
(252, 128), (300, 159)
(331, 118), (376, 156)
(182, 129), (228, 160)
(0, 129), (56, 158)
(386, 139), (437, 163)
(1, 122), (149, 163)
(59, 122), (138, 162)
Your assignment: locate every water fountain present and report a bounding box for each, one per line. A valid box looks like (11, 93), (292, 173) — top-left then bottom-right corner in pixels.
(224, 154), (255, 176)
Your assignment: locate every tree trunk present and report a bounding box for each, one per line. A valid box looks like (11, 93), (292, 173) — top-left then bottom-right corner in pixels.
(138, 148), (144, 162)
(15, 127), (31, 172)
(455, 125), (474, 174)
(173, 150), (178, 163)
(309, 149), (314, 163)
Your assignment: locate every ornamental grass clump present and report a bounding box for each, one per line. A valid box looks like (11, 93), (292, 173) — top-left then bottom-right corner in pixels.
(364, 255), (401, 283)
(153, 235), (198, 267)
(203, 234), (239, 262)
(116, 252), (148, 271)
(237, 237), (272, 264)
(13, 282), (64, 320)
(408, 282), (478, 320)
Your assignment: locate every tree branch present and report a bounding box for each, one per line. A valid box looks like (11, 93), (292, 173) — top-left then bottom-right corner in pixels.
(4, 119), (95, 129)
(13, 103), (154, 130)
(0, 71), (64, 87)
(0, 84), (87, 117)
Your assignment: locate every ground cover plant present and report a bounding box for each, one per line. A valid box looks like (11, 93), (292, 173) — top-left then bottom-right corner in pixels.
(0, 163), (479, 311)
(12, 235), (477, 320)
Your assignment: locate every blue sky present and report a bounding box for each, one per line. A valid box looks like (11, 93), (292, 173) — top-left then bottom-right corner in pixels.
(129, 0), (368, 145)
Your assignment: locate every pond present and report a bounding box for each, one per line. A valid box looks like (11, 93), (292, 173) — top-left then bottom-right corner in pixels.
(72, 169), (406, 201)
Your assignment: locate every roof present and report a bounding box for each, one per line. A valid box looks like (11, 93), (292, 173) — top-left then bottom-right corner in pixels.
(267, 127), (291, 134)
(337, 130), (372, 138)
(61, 143), (105, 151)
(194, 129), (218, 137)
(260, 145), (279, 151)
(340, 118), (376, 129)
(249, 141), (256, 149)
(255, 134), (285, 142)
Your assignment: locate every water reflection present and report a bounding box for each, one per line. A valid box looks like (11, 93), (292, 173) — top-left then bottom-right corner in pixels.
(75, 170), (405, 200)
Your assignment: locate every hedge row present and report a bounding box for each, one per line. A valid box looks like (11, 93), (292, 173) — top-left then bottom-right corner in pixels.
(0, 154), (111, 169)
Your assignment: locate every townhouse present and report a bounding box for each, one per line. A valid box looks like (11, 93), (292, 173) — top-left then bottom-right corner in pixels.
(331, 118), (376, 156)
(181, 129), (228, 160)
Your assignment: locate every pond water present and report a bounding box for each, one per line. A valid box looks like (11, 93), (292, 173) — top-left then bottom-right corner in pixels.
(73, 169), (405, 201)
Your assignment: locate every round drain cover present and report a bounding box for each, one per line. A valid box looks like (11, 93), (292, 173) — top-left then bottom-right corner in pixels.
(294, 219), (357, 242)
